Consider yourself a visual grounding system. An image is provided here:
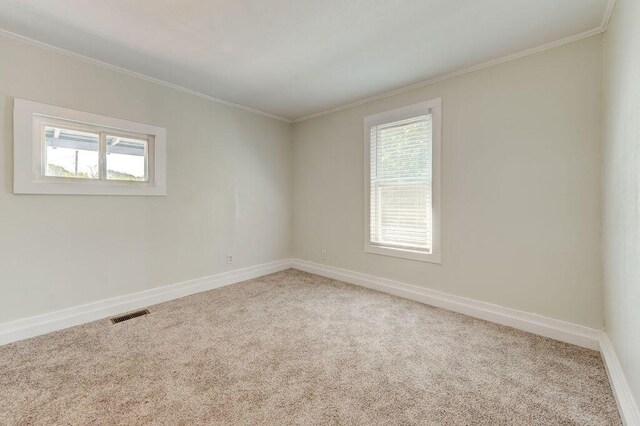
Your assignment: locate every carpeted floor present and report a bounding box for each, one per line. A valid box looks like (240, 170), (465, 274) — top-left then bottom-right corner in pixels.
(0, 269), (621, 425)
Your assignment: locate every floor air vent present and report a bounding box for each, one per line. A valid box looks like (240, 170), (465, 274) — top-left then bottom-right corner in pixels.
(110, 309), (150, 324)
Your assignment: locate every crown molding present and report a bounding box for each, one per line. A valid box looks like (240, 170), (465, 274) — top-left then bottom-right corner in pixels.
(602, 0), (617, 31)
(0, 29), (292, 124)
(292, 2), (615, 124)
(1, 0), (616, 126)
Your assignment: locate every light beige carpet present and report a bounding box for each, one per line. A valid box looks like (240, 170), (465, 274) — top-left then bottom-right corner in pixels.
(0, 269), (620, 425)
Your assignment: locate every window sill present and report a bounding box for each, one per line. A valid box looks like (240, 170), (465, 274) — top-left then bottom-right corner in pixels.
(365, 243), (441, 264)
(16, 178), (165, 196)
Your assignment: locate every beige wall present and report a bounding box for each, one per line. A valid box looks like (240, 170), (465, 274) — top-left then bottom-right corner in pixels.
(0, 30), (612, 337)
(293, 35), (604, 328)
(603, 0), (640, 407)
(0, 35), (293, 323)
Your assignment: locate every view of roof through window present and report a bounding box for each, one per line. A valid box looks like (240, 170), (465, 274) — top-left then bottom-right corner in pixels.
(44, 126), (147, 181)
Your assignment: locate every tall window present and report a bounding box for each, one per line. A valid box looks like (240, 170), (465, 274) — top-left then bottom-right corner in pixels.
(364, 99), (441, 263)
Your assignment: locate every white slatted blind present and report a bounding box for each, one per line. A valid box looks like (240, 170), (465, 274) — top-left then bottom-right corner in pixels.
(369, 113), (432, 252)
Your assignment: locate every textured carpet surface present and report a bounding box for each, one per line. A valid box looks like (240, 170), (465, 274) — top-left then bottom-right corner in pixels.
(0, 269), (620, 425)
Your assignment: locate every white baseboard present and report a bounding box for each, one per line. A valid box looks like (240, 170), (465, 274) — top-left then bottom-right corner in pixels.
(292, 259), (640, 423)
(291, 259), (602, 350)
(3, 257), (636, 423)
(4, 257), (634, 422)
(600, 333), (640, 426)
(0, 259), (293, 346)
(2, 256), (605, 352)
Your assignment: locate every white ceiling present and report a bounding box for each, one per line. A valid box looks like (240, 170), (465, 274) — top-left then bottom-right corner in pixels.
(0, 0), (611, 121)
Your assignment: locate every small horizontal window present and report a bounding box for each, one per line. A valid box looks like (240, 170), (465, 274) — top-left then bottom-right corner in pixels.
(13, 98), (166, 196)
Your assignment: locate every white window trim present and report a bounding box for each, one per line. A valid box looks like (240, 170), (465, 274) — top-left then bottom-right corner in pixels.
(13, 98), (166, 196)
(363, 98), (442, 264)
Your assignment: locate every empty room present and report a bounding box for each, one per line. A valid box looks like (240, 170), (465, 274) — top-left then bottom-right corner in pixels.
(0, 0), (638, 424)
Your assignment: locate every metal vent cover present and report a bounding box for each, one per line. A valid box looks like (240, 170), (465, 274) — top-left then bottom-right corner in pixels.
(110, 309), (150, 324)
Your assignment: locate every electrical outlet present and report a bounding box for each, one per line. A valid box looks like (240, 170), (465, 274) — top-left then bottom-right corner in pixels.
(227, 254), (233, 264)
(321, 250), (327, 260)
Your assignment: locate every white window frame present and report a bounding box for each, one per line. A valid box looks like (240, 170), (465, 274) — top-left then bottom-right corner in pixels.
(13, 98), (166, 196)
(364, 98), (442, 263)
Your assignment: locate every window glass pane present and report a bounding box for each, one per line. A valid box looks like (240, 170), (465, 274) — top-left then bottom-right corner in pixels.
(370, 114), (432, 251)
(44, 125), (99, 179)
(106, 135), (147, 181)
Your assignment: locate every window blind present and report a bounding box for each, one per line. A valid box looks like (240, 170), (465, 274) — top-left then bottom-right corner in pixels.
(369, 113), (432, 252)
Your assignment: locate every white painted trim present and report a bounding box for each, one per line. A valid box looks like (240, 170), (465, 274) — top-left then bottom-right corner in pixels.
(0, 256), (607, 352)
(364, 98), (442, 264)
(5, 256), (631, 421)
(291, 259), (602, 350)
(602, 0), (618, 31)
(0, 29), (292, 124)
(13, 98), (167, 196)
(0, 259), (292, 346)
(600, 333), (640, 426)
(293, 25), (610, 123)
(0, 0), (615, 126)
